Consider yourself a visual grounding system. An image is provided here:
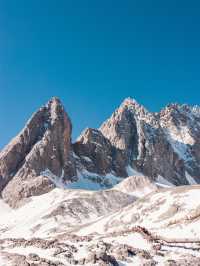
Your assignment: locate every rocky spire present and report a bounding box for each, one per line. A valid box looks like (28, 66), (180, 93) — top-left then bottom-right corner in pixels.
(0, 97), (76, 207)
(121, 97), (138, 106)
(99, 98), (189, 185)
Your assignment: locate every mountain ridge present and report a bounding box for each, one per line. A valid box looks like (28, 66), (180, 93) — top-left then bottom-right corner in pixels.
(1, 97), (200, 265)
(1, 96), (200, 207)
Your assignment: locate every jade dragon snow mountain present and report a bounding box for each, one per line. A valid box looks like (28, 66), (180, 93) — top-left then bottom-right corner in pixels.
(1, 97), (200, 265)
(0, 97), (199, 207)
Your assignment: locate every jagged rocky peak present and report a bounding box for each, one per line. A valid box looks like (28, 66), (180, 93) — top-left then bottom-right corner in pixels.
(76, 127), (103, 143)
(73, 127), (127, 176)
(100, 98), (196, 186)
(159, 102), (200, 141)
(118, 97), (145, 119)
(100, 97), (157, 158)
(0, 97), (76, 207)
(158, 102), (200, 181)
(119, 97), (157, 124)
(2, 96), (200, 207)
(160, 102), (200, 120)
(120, 97), (139, 107)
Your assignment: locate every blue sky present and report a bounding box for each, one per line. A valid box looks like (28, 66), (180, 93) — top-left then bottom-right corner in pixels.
(1, 0), (200, 148)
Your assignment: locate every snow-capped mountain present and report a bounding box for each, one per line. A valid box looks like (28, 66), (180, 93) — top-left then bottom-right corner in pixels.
(100, 98), (200, 186)
(1, 97), (200, 265)
(1, 97), (200, 207)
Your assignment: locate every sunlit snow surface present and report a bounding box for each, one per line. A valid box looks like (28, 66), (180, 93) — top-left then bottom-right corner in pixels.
(162, 125), (194, 162)
(76, 184), (200, 240)
(155, 175), (175, 188)
(1, 184), (200, 240)
(1, 184), (200, 265)
(185, 171), (197, 185)
(1, 162), (200, 265)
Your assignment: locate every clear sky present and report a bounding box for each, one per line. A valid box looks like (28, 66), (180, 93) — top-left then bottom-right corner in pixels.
(1, 0), (200, 149)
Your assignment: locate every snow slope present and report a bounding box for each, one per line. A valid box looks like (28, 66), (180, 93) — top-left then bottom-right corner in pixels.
(0, 187), (135, 239)
(1, 182), (200, 265)
(114, 174), (157, 197)
(77, 184), (200, 240)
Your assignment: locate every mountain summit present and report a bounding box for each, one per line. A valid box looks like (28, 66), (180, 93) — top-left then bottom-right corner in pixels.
(1, 97), (200, 206)
(0, 97), (76, 207)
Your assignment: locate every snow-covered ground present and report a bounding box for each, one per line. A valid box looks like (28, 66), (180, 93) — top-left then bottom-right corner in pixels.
(77, 184), (200, 239)
(114, 174), (157, 197)
(1, 180), (200, 265)
(0, 185), (135, 239)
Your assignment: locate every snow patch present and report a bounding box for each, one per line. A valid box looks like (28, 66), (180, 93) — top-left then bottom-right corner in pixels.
(166, 126), (194, 146)
(0, 255), (8, 266)
(156, 175), (174, 188)
(66, 170), (123, 191)
(0, 199), (12, 215)
(126, 165), (144, 177)
(73, 152), (80, 159)
(185, 171), (197, 185)
(41, 168), (124, 191)
(163, 127), (194, 162)
(81, 156), (92, 163)
(105, 232), (152, 251)
(41, 168), (67, 188)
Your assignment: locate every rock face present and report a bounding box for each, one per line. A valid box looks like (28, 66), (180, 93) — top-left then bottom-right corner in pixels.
(0, 97), (76, 207)
(73, 128), (127, 177)
(159, 103), (200, 182)
(100, 98), (200, 185)
(1, 96), (200, 207)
